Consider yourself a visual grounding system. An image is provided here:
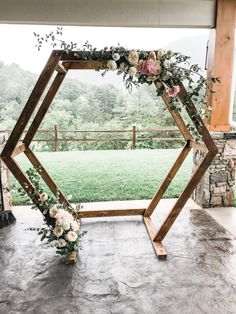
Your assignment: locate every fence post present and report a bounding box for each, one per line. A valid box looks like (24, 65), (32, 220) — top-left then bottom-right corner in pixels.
(132, 126), (136, 150)
(54, 125), (58, 152)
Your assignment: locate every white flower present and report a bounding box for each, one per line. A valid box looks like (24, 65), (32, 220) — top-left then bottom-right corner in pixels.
(128, 50), (139, 65)
(39, 192), (48, 202)
(163, 60), (171, 69)
(112, 53), (120, 61)
(62, 221), (71, 231)
(107, 60), (117, 71)
(55, 210), (73, 221)
(55, 218), (63, 226)
(49, 206), (58, 218)
(57, 238), (67, 248)
(128, 66), (137, 77)
(53, 226), (63, 237)
(66, 231), (78, 242)
(119, 62), (127, 72)
(71, 221), (80, 232)
(157, 49), (166, 58)
(167, 49), (173, 57)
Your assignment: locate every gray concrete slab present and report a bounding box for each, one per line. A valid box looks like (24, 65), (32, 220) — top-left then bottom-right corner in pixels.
(205, 207), (236, 237)
(0, 200), (236, 314)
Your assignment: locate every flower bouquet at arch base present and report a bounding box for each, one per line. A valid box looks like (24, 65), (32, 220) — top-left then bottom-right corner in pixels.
(18, 167), (87, 264)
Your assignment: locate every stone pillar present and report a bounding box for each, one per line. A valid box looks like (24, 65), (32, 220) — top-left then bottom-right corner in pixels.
(192, 132), (236, 208)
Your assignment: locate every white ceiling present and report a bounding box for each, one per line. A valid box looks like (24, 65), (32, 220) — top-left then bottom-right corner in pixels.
(0, 0), (216, 28)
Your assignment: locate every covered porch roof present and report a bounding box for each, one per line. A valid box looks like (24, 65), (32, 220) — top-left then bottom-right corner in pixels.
(0, 0), (216, 28)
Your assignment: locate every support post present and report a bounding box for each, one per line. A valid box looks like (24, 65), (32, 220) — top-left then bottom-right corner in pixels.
(206, 0), (236, 131)
(54, 125), (58, 152)
(132, 126), (136, 150)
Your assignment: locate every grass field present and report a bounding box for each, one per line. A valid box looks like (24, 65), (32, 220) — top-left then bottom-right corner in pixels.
(13, 149), (192, 205)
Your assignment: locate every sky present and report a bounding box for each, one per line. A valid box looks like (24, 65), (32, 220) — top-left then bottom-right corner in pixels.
(0, 24), (209, 85)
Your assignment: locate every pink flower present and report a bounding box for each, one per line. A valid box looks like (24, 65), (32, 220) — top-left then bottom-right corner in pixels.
(140, 59), (162, 76)
(166, 85), (180, 97)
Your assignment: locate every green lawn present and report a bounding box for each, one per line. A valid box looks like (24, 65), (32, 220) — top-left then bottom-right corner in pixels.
(13, 149), (192, 205)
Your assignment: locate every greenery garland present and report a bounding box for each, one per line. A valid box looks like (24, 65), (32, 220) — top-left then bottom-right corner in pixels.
(34, 27), (220, 135)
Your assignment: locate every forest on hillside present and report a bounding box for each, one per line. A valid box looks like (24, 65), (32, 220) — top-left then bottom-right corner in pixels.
(0, 61), (186, 151)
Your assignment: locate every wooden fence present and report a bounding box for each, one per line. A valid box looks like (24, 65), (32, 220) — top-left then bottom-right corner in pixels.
(0, 125), (184, 151)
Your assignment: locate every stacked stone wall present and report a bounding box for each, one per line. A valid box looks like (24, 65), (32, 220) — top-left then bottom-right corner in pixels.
(192, 132), (236, 207)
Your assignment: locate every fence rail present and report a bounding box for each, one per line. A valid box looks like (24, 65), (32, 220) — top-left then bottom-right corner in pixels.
(0, 125), (184, 151)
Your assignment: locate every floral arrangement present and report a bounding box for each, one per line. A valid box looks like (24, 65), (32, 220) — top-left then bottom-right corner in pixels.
(20, 167), (86, 258)
(34, 27), (220, 134)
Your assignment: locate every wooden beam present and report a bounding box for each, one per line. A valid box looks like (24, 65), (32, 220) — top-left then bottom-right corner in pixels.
(153, 151), (216, 242)
(24, 146), (71, 207)
(144, 141), (191, 217)
(143, 217), (167, 260)
(153, 86), (218, 242)
(206, 0), (236, 131)
(77, 208), (145, 218)
(178, 84), (218, 153)
(156, 83), (192, 141)
(1, 156), (35, 196)
(11, 143), (26, 157)
(1, 50), (63, 156)
(66, 251), (77, 264)
(23, 71), (67, 146)
(64, 61), (105, 70)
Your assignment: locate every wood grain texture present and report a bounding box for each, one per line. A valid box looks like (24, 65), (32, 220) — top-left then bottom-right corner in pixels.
(143, 217), (167, 260)
(78, 208), (145, 218)
(206, 0), (236, 131)
(178, 84), (218, 153)
(64, 61), (105, 70)
(66, 251), (77, 264)
(144, 141), (191, 217)
(157, 83), (192, 141)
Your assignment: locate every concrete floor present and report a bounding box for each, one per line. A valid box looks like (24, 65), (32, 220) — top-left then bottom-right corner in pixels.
(0, 199), (236, 314)
(205, 207), (236, 237)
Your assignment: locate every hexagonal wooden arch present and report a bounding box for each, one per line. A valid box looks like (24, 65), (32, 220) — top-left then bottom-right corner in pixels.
(0, 50), (218, 261)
